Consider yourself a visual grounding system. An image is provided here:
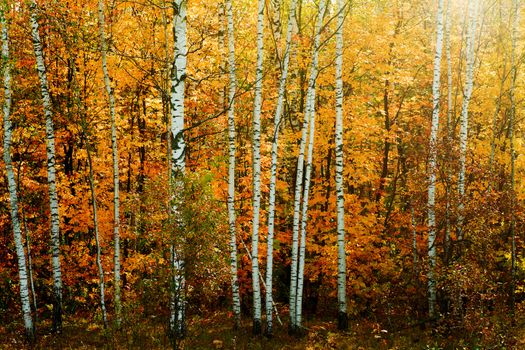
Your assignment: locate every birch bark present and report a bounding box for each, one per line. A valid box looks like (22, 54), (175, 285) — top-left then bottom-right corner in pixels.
(251, 0), (264, 335)
(2, 6), (34, 340)
(457, 0), (478, 242)
(169, 0), (187, 340)
(22, 211), (38, 324)
(334, 0), (347, 331)
(97, 0), (121, 326)
(225, 0), (241, 328)
(265, 0), (297, 336)
(294, 0), (326, 331)
(289, 60), (310, 334)
(427, 0), (444, 320)
(30, 1), (63, 333)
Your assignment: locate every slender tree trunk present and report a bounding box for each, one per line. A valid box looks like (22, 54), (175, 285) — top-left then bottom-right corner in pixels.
(30, 1), (63, 333)
(509, 0), (519, 321)
(169, 0), (188, 341)
(457, 0), (478, 242)
(289, 49), (310, 336)
(2, 7), (35, 340)
(70, 47), (109, 328)
(334, 0), (347, 331)
(411, 206), (418, 279)
(251, 0), (264, 335)
(289, 0), (314, 331)
(225, 0), (241, 329)
(160, 8), (177, 337)
(22, 211), (38, 324)
(15, 129), (38, 316)
(294, 0), (326, 331)
(295, 72), (317, 332)
(488, 0), (507, 196)
(427, 0), (444, 320)
(377, 80), (390, 203)
(83, 129), (108, 328)
(488, 67), (506, 195)
(218, 1), (226, 109)
(265, 0), (298, 336)
(445, 0), (452, 143)
(269, 0), (282, 60)
(97, 0), (121, 327)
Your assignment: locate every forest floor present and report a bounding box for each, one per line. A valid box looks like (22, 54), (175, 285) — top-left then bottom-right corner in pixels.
(2, 310), (525, 349)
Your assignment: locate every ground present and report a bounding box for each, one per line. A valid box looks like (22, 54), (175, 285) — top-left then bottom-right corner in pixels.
(1, 310), (525, 349)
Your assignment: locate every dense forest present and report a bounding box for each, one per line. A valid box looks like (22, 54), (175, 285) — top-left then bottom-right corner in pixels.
(2, 0), (525, 348)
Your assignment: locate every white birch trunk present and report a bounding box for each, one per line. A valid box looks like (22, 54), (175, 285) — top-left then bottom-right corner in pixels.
(457, 0), (478, 242)
(251, 0), (264, 335)
(169, 0), (187, 339)
(288, 6), (315, 331)
(84, 135), (108, 328)
(22, 211), (38, 323)
(225, 0), (241, 328)
(2, 8), (34, 340)
(289, 70), (310, 333)
(97, 0), (121, 327)
(294, 0), (326, 330)
(427, 0), (444, 320)
(30, 1), (63, 333)
(295, 85), (317, 330)
(265, 0), (297, 336)
(334, 0), (347, 331)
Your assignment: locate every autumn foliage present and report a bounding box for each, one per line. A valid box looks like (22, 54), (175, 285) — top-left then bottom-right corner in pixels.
(1, 0), (525, 348)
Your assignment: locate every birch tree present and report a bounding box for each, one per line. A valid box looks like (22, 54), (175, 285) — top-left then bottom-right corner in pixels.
(427, 0), (444, 320)
(225, 0), (241, 328)
(291, 0), (326, 332)
(251, 0), (264, 335)
(22, 212), (38, 324)
(334, 0), (347, 331)
(30, 1), (63, 333)
(2, 5), (34, 340)
(97, 0), (121, 326)
(169, 0), (187, 340)
(266, 0), (297, 336)
(289, 42), (310, 337)
(457, 0), (478, 242)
